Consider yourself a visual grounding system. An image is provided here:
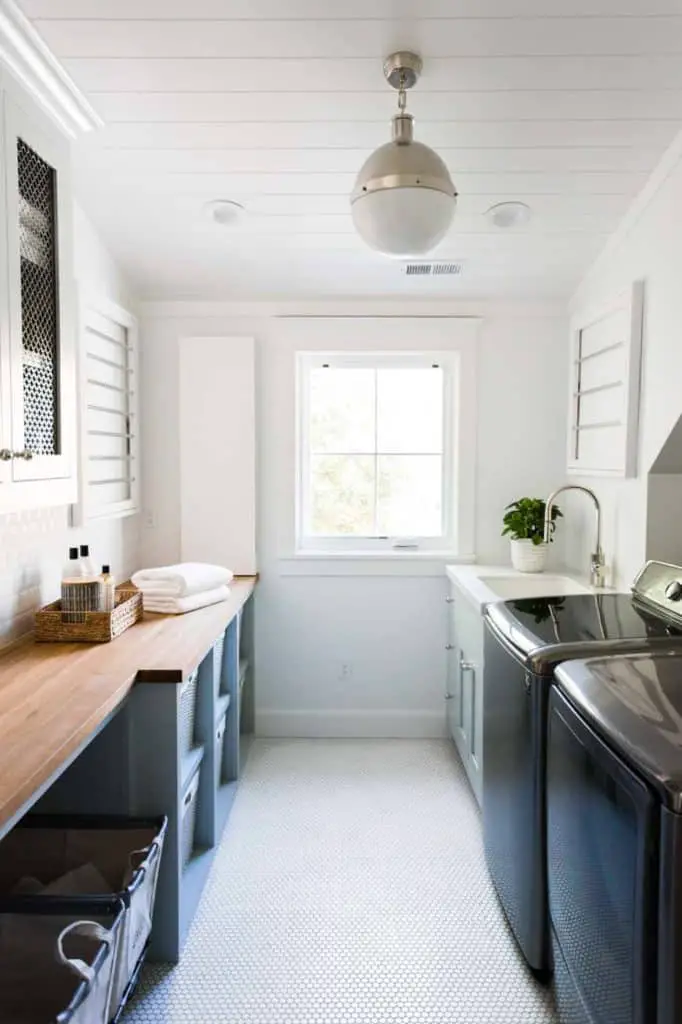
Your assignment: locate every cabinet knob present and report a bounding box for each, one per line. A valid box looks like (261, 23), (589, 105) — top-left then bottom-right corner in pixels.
(444, 692), (454, 700)
(0, 449), (12, 461)
(445, 643), (455, 650)
(460, 660), (475, 672)
(13, 449), (33, 461)
(445, 596), (454, 604)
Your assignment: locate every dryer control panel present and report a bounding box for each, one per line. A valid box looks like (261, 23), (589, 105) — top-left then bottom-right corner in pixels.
(633, 561), (682, 621)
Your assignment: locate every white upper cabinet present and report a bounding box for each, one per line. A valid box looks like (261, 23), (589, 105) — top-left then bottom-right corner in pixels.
(0, 86), (77, 511)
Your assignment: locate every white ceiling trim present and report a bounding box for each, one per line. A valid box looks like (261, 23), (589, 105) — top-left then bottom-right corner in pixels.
(139, 298), (567, 319)
(0, 0), (101, 135)
(18, 0), (682, 18)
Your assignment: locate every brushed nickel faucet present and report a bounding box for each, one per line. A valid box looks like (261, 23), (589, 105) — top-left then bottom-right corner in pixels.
(544, 485), (606, 588)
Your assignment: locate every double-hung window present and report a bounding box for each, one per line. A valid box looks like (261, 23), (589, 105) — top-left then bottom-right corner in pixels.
(297, 352), (458, 552)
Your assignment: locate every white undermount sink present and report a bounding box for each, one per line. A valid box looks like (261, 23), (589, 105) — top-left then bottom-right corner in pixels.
(477, 574), (592, 601)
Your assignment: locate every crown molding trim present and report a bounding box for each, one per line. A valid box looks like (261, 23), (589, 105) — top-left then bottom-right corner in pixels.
(0, 0), (102, 137)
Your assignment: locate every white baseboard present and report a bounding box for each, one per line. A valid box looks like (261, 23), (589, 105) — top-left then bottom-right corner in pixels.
(255, 709), (448, 740)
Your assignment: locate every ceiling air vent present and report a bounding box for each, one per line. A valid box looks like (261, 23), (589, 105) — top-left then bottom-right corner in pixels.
(404, 261), (463, 277)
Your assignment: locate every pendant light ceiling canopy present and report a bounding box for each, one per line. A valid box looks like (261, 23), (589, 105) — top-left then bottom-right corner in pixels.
(350, 52), (457, 258)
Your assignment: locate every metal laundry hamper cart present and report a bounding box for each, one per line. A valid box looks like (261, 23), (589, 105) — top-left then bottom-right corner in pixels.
(0, 896), (125, 1024)
(0, 814), (167, 1021)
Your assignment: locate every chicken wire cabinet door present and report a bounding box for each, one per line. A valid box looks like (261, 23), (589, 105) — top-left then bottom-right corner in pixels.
(0, 95), (11, 490)
(2, 93), (77, 507)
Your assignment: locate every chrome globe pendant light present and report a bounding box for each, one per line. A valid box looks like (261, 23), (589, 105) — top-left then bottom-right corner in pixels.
(350, 52), (457, 257)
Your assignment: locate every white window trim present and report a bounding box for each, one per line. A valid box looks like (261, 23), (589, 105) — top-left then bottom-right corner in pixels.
(71, 293), (140, 527)
(295, 349), (476, 559)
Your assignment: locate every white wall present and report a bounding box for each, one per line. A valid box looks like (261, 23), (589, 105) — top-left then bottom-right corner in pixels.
(565, 133), (682, 588)
(0, 204), (139, 645)
(141, 301), (567, 737)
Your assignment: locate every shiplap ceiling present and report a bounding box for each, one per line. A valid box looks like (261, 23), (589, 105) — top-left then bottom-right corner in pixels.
(18, 0), (682, 299)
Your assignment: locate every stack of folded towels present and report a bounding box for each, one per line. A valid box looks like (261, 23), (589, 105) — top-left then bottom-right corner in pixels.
(131, 562), (233, 615)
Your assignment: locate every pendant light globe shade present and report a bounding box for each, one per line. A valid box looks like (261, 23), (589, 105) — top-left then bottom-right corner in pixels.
(350, 118), (457, 257)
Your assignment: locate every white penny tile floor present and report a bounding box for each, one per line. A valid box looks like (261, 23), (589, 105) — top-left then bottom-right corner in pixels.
(124, 738), (557, 1023)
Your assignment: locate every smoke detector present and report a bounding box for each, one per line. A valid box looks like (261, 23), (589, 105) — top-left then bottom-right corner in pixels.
(203, 199), (246, 227)
(485, 202), (531, 229)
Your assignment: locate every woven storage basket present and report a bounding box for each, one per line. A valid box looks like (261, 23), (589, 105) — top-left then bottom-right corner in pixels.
(35, 583), (143, 643)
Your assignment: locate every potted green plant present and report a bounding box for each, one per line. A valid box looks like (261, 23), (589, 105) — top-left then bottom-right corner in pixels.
(502, 497), (562, 573)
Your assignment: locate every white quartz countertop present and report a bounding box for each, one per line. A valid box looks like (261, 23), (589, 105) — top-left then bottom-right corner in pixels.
(446, 563), (614, 612)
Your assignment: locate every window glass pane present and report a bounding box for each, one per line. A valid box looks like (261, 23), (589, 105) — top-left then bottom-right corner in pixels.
(377, 455), (443, 537)
(309, 368), (375, 454)
(310, 455), (375, 535)
(377, 368), (444, 454)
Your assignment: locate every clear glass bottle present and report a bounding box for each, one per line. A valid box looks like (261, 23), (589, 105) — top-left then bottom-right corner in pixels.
(100, 565), (116, 613)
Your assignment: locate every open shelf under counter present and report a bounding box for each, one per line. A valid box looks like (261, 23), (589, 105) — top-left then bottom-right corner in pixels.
(0, 576), (257, 964)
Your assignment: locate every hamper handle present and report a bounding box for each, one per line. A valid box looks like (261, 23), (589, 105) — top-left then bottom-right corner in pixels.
(56, 920), (113, 986)
(126, 839), (162, 892)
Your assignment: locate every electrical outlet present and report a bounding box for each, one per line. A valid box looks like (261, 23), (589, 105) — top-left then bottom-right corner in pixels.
(339, 663), (353, 680)
(144, 509), (156, 529)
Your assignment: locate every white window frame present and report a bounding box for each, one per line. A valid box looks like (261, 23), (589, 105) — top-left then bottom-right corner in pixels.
(71, 293), (140, 526)
(296, 350), (463, 555)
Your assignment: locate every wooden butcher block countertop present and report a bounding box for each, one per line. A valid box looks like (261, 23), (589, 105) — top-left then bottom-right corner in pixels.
(0, 577), (256, 839)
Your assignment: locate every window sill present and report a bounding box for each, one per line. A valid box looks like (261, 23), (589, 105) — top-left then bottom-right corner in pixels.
(279, 552), (474, 577)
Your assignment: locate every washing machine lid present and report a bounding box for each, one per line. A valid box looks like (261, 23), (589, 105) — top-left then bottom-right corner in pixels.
(555, 651), (682, 810)
(485, 592), (682, 674)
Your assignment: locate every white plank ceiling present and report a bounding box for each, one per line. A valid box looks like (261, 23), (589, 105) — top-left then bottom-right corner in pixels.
(18, 0), (682, 300)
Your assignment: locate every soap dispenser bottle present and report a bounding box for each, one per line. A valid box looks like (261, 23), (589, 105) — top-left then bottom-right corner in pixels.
(99, 565), (116, 612)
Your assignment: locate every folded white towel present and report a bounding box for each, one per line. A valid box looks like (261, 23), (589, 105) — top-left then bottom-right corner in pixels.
(143, 585), (230, 615)
(132, 562), (233, 598)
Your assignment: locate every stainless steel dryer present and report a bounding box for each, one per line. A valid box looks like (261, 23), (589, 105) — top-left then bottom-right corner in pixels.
(549, 648), (682, 1024)
(482, 560), (682, 974)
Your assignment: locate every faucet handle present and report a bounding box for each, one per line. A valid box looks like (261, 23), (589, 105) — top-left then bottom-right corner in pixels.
(591, 550), (606, 588)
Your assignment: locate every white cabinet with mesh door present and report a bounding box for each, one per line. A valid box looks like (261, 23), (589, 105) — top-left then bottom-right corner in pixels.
(72, 297), (140, 525)
(0, 82), (77, 511)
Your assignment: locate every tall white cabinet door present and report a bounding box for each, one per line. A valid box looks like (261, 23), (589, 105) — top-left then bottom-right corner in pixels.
(0, 97), (11, 486)
(3, 93), (76, 492)
(179, 336), (256, 575)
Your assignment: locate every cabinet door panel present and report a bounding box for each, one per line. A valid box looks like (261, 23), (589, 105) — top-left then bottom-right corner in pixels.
(179, 335), (256, 574)
(446, 644), (460, 740)
(4, 94), (76, 486)
(0, 98), (11, 484)
(460, 646), (474, 755)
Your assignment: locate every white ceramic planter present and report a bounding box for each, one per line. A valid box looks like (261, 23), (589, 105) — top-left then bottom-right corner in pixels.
(510, 539), (548, 573)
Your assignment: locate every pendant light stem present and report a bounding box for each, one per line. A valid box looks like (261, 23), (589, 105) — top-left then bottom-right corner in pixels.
(398, 70), (407, 112)
(392, 112), (414, 144)
(393, 70), (413, 144)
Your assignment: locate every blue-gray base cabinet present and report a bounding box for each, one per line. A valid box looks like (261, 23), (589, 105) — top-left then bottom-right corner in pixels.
(32, 593), (255, 963)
